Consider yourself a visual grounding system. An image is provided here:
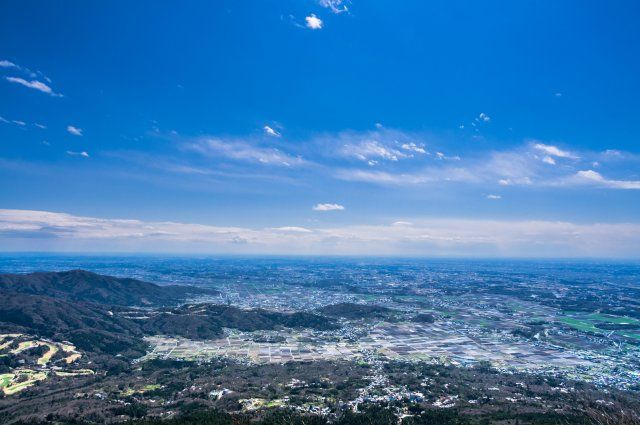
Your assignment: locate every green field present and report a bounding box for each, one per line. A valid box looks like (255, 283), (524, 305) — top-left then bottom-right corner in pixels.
(0, 370), (47, 395)
(0, 373), (13, 388)
(587, 313), (639, 325)
(558, 317), (601, 334)
(621, 332), (640, 341)
(558, 311), (640, 337)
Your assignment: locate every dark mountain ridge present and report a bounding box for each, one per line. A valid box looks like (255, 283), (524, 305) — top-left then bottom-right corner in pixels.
(142, 303), (338, 339)
(0, 269), (216, 306)
(319, 302), (396, 320)
(0, 292), (147, 357)
(0, 270), (339, 358)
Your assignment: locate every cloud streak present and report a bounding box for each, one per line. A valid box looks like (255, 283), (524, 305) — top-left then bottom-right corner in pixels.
(571, 170), (640, 190)
(533, 142), (577, 159)
(319, 0), (348, 13)
(5, 76), (61, 97)
(186, 137), (306, 167)
(313, 203), (345, 211)
(66, 151), (89, 158)
(0, 60), (17, 68)
(122, 128), (640, 192)
(67, 125), (83, 136)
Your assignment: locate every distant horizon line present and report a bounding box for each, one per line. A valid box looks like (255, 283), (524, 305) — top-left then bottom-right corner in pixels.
(0, 251), (639, 263)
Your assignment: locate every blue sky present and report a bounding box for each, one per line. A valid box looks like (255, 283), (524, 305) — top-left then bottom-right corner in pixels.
(1, 1), (640, 257)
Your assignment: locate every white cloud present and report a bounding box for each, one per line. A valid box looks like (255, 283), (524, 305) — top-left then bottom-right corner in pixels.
(336, 169), (411, 184)
(487, 194), (501, 200)
(342, 140), (408, 162)
(318, 0), (348, 13)
(5, 76), (61, 97)
(312, 203), (345, 211)
(478, 113), (491, 122)
(497, 176), (532, 186)
(392, 221), (413, 226)
(66, 151), (89, 158)
(187, 137), (305, 167)
(67, 125), (83, 136)
(0, 116), (28, 127)
(0, 60), (52, 83)
(434, 152), (460, 161)
(572, 170), (640, 190)
(263, 125), (281, 137)
(271, 226), (313, 233)
(1, 209), (639, 257)
(401, 142), (427, 154)
(305, 14), (323, 29)
(132, 128), (640, 193)
(336, 167), (480, 186)
(34, 123), (47, 129)
(533, 143), (576, 159)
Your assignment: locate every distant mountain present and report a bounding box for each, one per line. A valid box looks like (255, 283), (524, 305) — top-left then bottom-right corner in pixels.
(142, 304), (338, 340)
(0, 271), (338, 357)
(0, 269), (216, 306)
(319, 303), (396, 320)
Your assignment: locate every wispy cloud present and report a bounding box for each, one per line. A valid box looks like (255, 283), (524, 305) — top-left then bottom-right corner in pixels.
(532, 142), (577, 159)
(311, 128), (435, 168)
(4, 76), (62, 97)
(120, 127), (640, 193)
(336, 167), (479, 185)
(0, 60), (17, 68)
(401, 142), (427, 154)
(186, 137), (306, 167)
(318, 0), (348, 13)
(487, 194), (501, 200)
(333, 136), (640, 190)
(312, 203), (345, 211)
(271, 226), (313, 233)
(67, 125), (83, 136)
(66, 151), (89, 158)
(305, 14), (323, 29)
(1, 209), (639, 257)
(570, 170), (640, 190)
(342, 139), (409, 162)
(0, 116), (28, 128)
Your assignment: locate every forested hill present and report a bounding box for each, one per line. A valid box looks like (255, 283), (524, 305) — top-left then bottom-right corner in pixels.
(0, 269), (216, 306)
